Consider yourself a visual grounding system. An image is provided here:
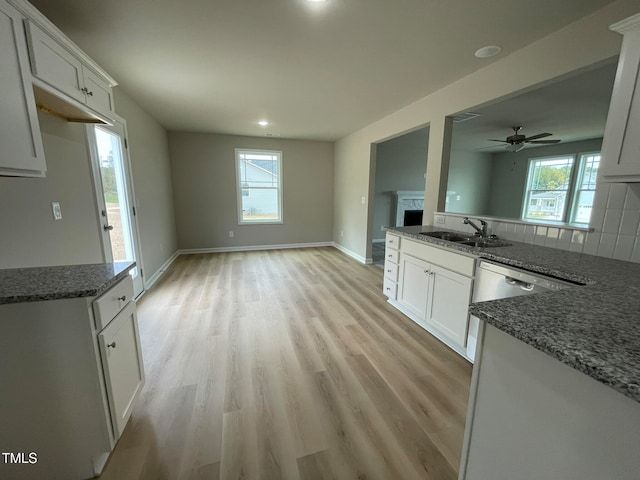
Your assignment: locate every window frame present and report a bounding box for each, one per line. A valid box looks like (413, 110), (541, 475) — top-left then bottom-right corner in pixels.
(520, 151), (600, 226)
(235, 148), (283, 225)
(569, 151), (601, 224)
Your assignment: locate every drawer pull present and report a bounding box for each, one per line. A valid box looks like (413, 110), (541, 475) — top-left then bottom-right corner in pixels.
(118, 295), (127, 302)
(107, 341), (117, 349)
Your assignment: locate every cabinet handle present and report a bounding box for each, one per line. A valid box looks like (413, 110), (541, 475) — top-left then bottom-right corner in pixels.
(81, 87), (88, 93)
(104, 224), (114, 231)
(118, 295), (126, 302)
(87, 90), (94, 96)
(107, 341), (117, 349)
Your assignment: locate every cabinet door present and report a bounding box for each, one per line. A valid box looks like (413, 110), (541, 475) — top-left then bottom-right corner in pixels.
(98, 301), (145, 439)
(25, 20), (86, 104)
(397, 254), (430, 323)
(426, 264), (472, 348)
(600, 24), (640, 181)
(83, 66), (115, 119)
(0, 1), (46, 177)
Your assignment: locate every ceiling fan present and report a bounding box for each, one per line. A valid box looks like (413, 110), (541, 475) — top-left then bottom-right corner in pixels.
(488, 126), (561, 152)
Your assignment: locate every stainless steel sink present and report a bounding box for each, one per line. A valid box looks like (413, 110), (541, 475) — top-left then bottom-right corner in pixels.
(459, 239), (512, 248)
(419, 231), (470, 242)
(419, 231), (511, 248)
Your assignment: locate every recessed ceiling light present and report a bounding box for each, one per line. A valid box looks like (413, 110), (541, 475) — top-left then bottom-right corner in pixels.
(474, 45), (502, 59)
(258, 120), (269, 126)
(307, 0), (328, 3)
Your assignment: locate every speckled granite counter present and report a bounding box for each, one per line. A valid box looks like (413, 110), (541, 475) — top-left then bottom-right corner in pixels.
(387, 225), (640, 403)
(0, 262), (136, 305)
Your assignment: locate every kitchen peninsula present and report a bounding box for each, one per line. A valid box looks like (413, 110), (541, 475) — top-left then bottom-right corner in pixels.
(385, 225), (640, 480)
(0, 262), (144, 480)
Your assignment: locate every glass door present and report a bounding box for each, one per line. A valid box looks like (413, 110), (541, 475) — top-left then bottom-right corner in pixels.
(88, 119), (144, 297)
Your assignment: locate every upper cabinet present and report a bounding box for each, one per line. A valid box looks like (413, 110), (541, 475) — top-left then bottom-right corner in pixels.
(25, 19), (116, 123)
(0, 0), (117, 178)
(0, 0), (46, 177)
(600, 13), (640, 183)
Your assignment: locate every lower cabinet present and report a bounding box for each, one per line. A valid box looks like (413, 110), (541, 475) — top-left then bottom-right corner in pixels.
(426, 264), (473, 347)
(0, 275), (144, 480)
(389, 237), (475, 357)
(98, 300), (145, 439)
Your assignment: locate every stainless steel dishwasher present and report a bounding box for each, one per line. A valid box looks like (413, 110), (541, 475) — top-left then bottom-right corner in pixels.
(466, 260), (574, 361)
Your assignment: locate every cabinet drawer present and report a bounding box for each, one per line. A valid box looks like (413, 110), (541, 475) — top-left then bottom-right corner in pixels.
(384, 261), (399, 282)
(386, 233), (401, 250)
(98, 301), (144, 439)
(94, 275), (134, 331)
(383, 277), (397, 299)
(385, 248), (399, 264)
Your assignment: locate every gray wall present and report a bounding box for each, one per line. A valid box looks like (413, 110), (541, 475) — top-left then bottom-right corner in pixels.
(446, 149), (492, 216)
(114, 89), (178, 280)
(0, 112), (103, 268)
(168, 132), (334, 249)
(487, 138), (603, 218)
(373, 127), (429, 241)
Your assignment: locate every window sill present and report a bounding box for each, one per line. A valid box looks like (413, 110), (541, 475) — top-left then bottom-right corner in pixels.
(436, 212), (594, 232)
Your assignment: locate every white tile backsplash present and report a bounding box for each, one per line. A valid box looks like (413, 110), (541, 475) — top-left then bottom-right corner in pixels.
(614, 235), (635, 261)
(435, 178), (640, 264)
(602, 209), (623, 233)
(608, 183), (628, 210)
(619, 210), (640, 236)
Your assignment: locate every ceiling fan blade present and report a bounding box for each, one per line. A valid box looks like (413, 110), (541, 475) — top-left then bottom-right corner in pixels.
(524, 132), (552, 141)
(476, 145), (504, 150)
(488, 139), (508, 142)
(528, 139), (561, 144)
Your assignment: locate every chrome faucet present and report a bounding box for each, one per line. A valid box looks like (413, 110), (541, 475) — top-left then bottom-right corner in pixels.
(463, 217), (488, 237)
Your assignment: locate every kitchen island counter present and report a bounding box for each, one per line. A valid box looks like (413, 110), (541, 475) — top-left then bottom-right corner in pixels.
(387, 225), (640, 403)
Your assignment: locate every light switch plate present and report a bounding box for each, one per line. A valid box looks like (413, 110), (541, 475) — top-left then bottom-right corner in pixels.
(52, 202), (62, 220)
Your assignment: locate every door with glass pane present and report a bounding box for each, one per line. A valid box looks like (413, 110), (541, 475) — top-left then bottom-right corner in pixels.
(88, 119), (144, 297)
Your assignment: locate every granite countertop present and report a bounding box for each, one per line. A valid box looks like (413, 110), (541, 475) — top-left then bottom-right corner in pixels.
(0, 262), (136, 305)
(387, 225), (640, 403)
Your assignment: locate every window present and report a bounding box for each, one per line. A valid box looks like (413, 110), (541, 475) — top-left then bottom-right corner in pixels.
(522, 152), (600, 225)
(235, 149), (283, 224)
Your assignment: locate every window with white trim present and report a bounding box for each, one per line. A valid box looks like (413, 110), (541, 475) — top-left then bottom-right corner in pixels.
(522, 152), (600, 225)
(235, 149), (283, 224)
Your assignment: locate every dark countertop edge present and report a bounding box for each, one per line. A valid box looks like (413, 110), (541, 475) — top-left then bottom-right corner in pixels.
(0, 261), (136, 305)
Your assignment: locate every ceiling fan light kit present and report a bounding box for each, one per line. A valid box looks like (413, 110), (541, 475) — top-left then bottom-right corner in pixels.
(488, 126), (562, 152)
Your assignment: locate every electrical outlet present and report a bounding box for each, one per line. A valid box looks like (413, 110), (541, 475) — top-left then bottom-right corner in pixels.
(361, 196), (366, 205)
(435, 215), (445, 224)
(51, 202), (62, 220)
(229, 231), (234, 238)
(340, 230), (344, 238)
(380, 225), (385, 231)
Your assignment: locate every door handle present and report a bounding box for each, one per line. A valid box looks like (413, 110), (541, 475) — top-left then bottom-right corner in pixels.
(104, 224), (114, 231)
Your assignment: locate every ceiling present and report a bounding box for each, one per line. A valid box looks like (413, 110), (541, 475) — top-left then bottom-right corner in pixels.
(450, 61), (618, 153)
(28, 0), (619, 141)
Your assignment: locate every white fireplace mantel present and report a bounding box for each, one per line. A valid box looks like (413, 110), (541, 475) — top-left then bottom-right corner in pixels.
(394, 191), (425, 226)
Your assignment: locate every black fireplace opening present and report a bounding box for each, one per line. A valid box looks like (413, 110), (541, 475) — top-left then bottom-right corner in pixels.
(404, 209), (423, 226)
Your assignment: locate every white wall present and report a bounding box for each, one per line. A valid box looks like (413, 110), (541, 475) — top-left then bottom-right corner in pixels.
(113, 89), (178, 282)
(168, 132), (334, 250)
(372, 127), (429, 241)
(333, 0), (640, 261)
(0, 112), (103, 268)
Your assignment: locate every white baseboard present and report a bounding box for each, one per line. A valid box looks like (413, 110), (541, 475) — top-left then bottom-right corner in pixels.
(332, 242), (372, 264)
(143, 251), (180, 290)
(178, 241), (334, 255)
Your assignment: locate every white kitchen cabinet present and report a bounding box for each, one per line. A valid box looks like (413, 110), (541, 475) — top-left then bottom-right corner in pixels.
(382, 233), (401, 299)
(397, 253), (430, 323)
(99, 300), (145, 439)
(426, 264), (473, 347)
(388, 235), (475, 356)
(0, 272), (144, 480)
(25, 19), (116, 122)
(0, 0), (45, 177)
(600, 13), (640, 182)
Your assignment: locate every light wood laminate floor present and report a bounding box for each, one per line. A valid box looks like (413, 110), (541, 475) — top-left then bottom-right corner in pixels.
(98, 247), (472, 480)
